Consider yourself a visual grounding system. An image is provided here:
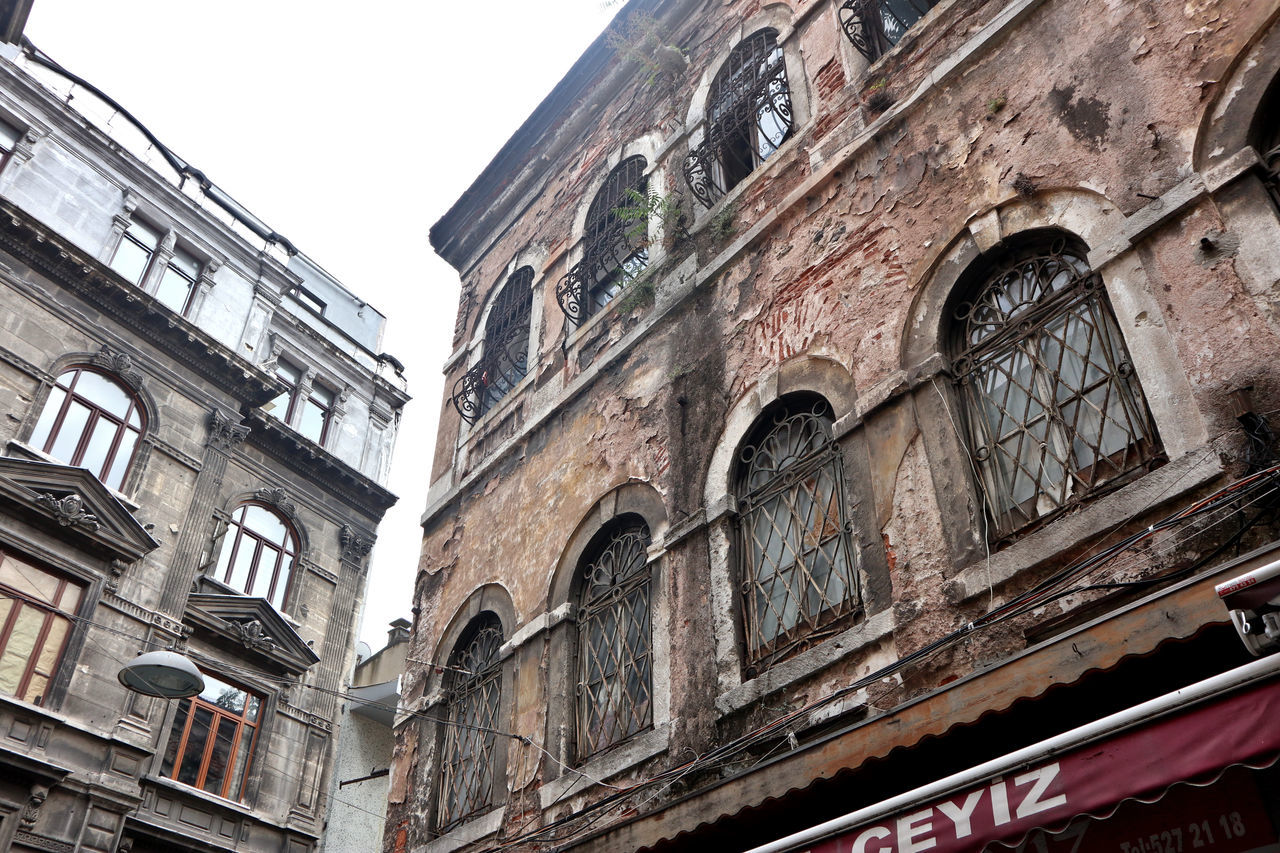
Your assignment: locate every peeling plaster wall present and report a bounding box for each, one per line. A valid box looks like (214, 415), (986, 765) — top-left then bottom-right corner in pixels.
(396, 0), (1280, 850)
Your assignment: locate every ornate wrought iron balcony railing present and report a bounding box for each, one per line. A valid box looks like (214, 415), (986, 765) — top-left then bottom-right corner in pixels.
(450, 320), (531, 425)
(838, 0), (939, 62)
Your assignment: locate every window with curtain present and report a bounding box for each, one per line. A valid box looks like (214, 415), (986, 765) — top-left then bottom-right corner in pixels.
(683, 29), (794, 209)
(0, 549), (82, 706)
(576, 519), (652, 759)
(437, 613), (504, 831)
(735, 395), (860, 674)
(949, 232), (1159, 539)
(29, 367), (144, 491)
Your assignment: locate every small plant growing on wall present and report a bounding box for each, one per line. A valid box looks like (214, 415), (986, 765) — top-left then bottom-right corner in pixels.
(607, 11), (688, 89)
(710, 200), (739, 243)
(614, 187), (689, 250)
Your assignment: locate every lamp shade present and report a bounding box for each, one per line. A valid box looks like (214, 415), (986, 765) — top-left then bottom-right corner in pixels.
(118, 650), (205, 698)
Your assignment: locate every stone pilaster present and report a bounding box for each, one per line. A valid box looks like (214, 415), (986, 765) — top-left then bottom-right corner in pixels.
(311, 525), (374, 719)
(158, 408), (249, 615)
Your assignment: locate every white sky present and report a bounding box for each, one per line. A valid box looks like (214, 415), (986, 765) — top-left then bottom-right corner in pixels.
(22, 0), (622, 650)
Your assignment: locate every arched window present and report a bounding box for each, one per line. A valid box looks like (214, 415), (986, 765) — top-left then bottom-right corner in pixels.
(576, 518), (652, 759)
(838, 0), (938, 62)
(555, 156), (649, 323)
(29, 367), (144, 491)
(437, 613), (504, 832)
(735, 395), (860, 674)
(213, 503), (299, 610)
(1255, 81), (1280, 210)
(949, 232), (1159, 540)
(684, 29), (794, 209)
(451, 267), (533, 424)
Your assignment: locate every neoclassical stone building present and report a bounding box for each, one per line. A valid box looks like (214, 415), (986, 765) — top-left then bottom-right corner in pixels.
(0, 14), (409, 853)
(394, 0), (1280, 851)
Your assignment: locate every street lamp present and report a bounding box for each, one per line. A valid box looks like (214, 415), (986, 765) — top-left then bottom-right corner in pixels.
(117, 650), (205, 699)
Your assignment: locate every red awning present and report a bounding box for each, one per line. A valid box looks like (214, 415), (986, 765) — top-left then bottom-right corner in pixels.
(801, 675), (1280, 853)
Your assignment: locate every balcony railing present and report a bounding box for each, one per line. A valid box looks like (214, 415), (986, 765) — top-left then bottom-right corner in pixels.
(838, 0), (939, 63)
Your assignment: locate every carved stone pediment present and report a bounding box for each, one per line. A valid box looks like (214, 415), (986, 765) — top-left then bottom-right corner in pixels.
(0, 457), (158, 562)
(185, 593), (319, 674)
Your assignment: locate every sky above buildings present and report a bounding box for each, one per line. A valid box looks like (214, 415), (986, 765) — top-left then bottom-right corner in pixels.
(23, 0), (622, 651)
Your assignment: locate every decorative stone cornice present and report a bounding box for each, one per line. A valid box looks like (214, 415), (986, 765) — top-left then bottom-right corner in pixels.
(34, 492), (100, 531)
(339, 525), (375, 562)
(207, 409), (250, 452)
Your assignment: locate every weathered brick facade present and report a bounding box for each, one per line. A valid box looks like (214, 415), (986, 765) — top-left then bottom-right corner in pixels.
(396, 1), (1280, 851)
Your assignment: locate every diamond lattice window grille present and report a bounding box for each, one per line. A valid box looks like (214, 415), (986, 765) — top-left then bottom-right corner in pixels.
(951, 236), (1159, 539)
(436, 615), (504, 832)
(735, 399), (861, 673)
(576, 520), (653, 759)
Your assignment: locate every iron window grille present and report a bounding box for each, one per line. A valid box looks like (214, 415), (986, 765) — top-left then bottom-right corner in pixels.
(213, 503), (299, 611)
(683, 29), (794, 209)
(452, 267), (533, 424)
(29, 367), (144, 491)
(437, 614), (504, 832)
(160, 672), (262, 802)
(838, 0), (939, 63)
(950, 234), (1160, 540)
(556, 156), (650, 323)
(0, 549), (83, 706)
(576, 520), (653, 759)
(736, 397), (861, 674)
(1262, 112), (1280, 211)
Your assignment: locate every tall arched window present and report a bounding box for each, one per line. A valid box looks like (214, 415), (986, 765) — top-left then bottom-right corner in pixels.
(576, 518), (652, 759)
(735, 395), (860, 674)
(451, 267), (533, 424)
(684, 29), (794, 208)
(437, 613), (504, 832)
(213, 503), (299, 610)
(949, 231), (1159, 540)
(29, 367), (144, 491)
(1255, 81), (1280, 210)
(556, 156), (649, 323)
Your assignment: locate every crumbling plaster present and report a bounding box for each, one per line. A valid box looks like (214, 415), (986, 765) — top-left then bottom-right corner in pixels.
(398, 0), (1280, 848)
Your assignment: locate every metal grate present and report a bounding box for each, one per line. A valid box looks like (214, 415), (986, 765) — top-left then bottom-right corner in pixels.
(576, 521), (653, 758)
(951, 238), (1159, 539)
(736, 400), (860, 673)
(436, 615), (504, 832)
(683, 30), (793, 209)
(451, 267), (533, 424)
(838, 0), (938, 63)
(556, 156), (649, 322)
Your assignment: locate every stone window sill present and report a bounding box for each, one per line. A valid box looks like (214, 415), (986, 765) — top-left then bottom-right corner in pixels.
(422, 805), (504, 853)
(538, 722), (671, 809)
(948, 448), (1224, 603)
(716, 608), (895, 716)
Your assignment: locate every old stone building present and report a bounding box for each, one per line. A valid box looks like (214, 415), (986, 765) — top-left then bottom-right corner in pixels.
(393, 0), (1280, 851)
(0, 16), (409, 853)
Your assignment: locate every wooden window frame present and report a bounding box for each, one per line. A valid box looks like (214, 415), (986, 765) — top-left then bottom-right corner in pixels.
(0, 548), (83, 706)
(160, 673), (262, 802)
(215, 502), (299, 611)
(30, 366), (144, 491)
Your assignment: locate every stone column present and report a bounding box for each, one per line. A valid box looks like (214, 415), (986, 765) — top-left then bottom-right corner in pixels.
(98, 191), (139, 264)
(311, 525), (374, 719)
(186, 257), (221, 318)
(158, 408), (249, 615)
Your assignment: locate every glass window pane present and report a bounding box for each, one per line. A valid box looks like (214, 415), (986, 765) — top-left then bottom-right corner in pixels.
(247, 545), (279, 599)
(105, 427), (138, 490)
(47, 400), (90, 463)
(125, 220), (162, 249)
(21, 673), (48, 704)
(0, 555), (61, 604)
(203, 716), (238, 794)
(228, 726), (254, 799)
(72, 371), (133, 418)
(29, 387), (65, 449)
(78, 415), (118, 480)
(298, 400), (326, 443)
(0, 118), (21, 152)
(160, 701), (190, 776)
(155, 267), (194, 313)
(177, 706), (213, 785)
(109, 237), (153, 285)
(0, 607), (42, 694)
(276, 361), (303, 385)
(244, 505), (287, 543)
(171, 247), (201, 278)
(227, 540), (257, 593)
